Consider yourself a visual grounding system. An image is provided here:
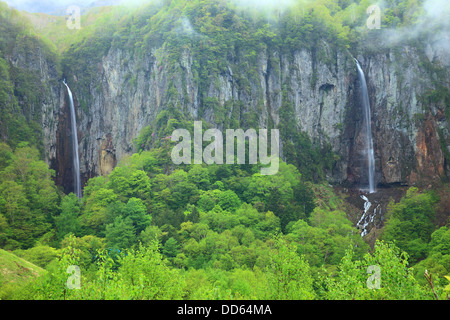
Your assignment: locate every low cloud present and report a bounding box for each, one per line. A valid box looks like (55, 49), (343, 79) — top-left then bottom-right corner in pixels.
(4, 0), (147, 14)
(380, 0), (450, 59)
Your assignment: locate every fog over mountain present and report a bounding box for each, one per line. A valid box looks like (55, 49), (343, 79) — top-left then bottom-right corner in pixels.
(4, 0), (123, 14)
(0, 0), (448, 302)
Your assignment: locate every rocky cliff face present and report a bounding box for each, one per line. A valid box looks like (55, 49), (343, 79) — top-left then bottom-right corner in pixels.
(2, 38), (64, 180)
(48, 38), (449, 193)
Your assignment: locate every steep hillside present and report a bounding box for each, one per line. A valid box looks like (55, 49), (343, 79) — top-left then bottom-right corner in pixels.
(0, 248), (45, 299)
(45, 0), (449, 194)
(0, 0), (448, 301)
(1, 0), (448, 193)
(0, 2), (61, 158)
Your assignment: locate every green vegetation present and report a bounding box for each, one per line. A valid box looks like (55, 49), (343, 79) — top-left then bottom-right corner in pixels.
(0, 2), (59, 155)
(380, 187), (439, 263)
(0, 142), (60, 250)
(0, 0), (448, 300)
(0, 248), (45, 299)
(1, 133), (448, 299)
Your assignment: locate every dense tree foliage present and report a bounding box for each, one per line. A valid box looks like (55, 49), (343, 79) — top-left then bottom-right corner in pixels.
(0, 0), (448, 300)
(1, 136), (448, 300)
(0, 143), (60, 250)
(380, 187), (439, 263)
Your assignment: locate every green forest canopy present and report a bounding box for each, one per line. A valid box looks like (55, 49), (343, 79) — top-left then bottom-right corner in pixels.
(0, 0), (448, 300)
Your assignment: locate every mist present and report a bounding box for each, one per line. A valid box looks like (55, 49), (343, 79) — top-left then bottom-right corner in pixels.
(3, 0), (144, 14)
(380, 0), (450, 63)
(5, 0), (449, 61)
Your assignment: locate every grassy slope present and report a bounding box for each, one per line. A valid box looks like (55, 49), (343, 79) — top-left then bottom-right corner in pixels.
(20, 5), (132, 53)
(0, 249), (44, 299)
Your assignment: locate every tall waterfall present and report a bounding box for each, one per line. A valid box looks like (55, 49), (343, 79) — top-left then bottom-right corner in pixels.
(355, 59), (376, 193)
(63, 80), (82, 198)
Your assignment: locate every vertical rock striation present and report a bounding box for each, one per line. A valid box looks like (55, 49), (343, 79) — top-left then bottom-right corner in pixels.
(45, 41), (449, 191)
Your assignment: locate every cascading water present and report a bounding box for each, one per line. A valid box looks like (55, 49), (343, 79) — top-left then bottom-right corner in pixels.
(355, 59), (376, 194)
(63, 80), (82, 198)
(358, 195), (371, 237)
(357, 194), (381, 237)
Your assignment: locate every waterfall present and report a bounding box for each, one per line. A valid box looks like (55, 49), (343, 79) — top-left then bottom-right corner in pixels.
(358, 195), (371, 237)
(63, 80), (82, 198)
(355, 59), (376, 193)
(357, 194), (381, 237)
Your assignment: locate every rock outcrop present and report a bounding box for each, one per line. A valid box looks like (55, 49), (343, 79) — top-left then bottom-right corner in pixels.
(49, 37), (449, 194)
(1, 21), (430, 197)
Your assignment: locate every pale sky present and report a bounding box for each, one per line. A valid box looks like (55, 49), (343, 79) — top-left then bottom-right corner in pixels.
(3, 0), (125, 14)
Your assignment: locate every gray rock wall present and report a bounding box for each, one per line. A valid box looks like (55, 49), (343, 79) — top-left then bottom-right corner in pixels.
(49, 39), (449, 191)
